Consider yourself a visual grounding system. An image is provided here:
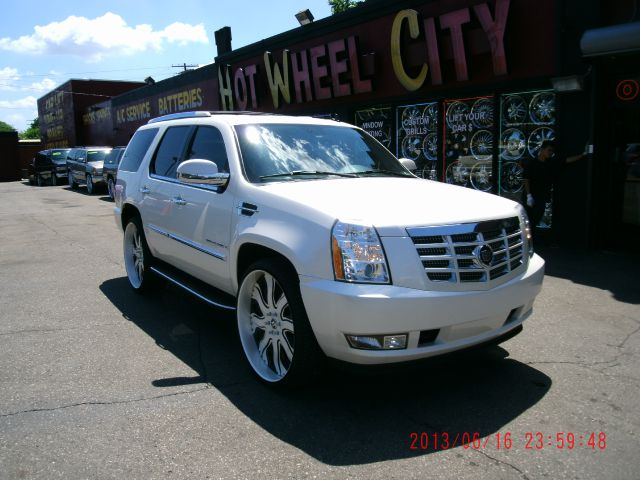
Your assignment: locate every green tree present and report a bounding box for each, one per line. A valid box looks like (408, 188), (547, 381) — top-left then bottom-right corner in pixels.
(328, 0), (363, 14)
(0, 120), (17, 133)
(19, 118), (40, 139)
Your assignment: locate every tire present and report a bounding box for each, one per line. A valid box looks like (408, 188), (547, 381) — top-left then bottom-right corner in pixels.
(36, 174), (43, 187)
(107, 177), (115, 200)
(237, 258), (322, 387)
(51, 171), (57, 186)
(68, 171), (78, 190)
(123, 216), (157, 294)
(86, 174), (94, 195)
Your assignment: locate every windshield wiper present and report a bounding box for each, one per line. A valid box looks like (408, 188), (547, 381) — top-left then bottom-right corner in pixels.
(260, 170), (356, 179)
(355, 169), (413, 177)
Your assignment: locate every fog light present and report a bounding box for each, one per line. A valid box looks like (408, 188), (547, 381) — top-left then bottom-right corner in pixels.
(346, 334), (408, 350)
(383, 335), (407, 349)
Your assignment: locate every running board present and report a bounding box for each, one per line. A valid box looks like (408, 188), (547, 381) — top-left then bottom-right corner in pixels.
(150, 263), (236, 311)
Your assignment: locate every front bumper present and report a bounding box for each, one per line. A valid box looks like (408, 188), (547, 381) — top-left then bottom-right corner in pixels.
(299, 253), (545, 365)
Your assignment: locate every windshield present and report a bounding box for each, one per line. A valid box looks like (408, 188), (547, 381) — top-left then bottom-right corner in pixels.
(50, 149), (70, 160)
(86, 149), (110, 162)
(235, 123), (412, 183)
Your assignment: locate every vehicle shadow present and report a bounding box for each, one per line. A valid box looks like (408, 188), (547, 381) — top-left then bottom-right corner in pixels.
(100, 276), (550, 465)
(536, 245), (640, 304)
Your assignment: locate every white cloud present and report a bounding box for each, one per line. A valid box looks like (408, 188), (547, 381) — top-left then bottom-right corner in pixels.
(0, 95), (37, 109)
(0, 12), (209, 62)
(27, 78), (57, 93)
(0, 67), (20, 90)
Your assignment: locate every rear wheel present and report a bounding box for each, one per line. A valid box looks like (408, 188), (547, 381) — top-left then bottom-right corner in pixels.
(123, 216), (157, 293)
(237, 259), (322, 387)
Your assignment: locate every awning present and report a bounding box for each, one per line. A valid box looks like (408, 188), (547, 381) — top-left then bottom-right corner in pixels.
(581, 21), (640, 57)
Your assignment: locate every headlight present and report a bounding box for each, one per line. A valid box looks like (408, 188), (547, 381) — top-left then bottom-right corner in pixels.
(331, 221), (390, 284)
(520, 208), (534, 257)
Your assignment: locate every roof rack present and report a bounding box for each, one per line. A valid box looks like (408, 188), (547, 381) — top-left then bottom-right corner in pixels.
(147, 110), (276, 124)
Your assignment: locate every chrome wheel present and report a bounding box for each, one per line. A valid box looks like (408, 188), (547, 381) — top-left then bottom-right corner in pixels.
(124, 221), (145, 289)
(238, 268), (295, 382)
(107, 178), (115, 200)
(68, 171), (77, 189)
(86, 174), (93, 194)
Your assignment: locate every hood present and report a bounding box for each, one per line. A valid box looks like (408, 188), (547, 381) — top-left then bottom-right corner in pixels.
(257, 177), (523, 236)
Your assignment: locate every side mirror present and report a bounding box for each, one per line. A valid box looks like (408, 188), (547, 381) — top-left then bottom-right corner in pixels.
(398, 157), (417, 172)
(177, 159), (230, 188)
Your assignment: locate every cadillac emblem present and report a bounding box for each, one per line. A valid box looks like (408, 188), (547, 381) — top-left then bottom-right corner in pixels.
(476, 244), (494, 266)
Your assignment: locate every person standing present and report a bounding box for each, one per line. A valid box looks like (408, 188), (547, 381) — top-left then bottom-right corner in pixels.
(522, 140), (587, 229)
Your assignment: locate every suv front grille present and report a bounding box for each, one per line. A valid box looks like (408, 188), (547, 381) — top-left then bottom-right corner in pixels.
(407, 217), (525, 284)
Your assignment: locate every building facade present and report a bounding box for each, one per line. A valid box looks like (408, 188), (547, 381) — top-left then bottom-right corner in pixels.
(33, 0), (640, 249)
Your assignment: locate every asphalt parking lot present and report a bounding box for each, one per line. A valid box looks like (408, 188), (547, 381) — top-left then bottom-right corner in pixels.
(0, 180), (639, 479)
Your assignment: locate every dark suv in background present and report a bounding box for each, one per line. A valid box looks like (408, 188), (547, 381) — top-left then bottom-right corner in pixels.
(67, 147), (112, 194)
(102, 146), (126, 200)
(28, 149), (71, 186)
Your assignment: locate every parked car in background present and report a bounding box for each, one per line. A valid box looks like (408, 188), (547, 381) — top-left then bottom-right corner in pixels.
(28, 148), (71, 186)
(103, 146), (126, 200)
(67, 147), (112, 194)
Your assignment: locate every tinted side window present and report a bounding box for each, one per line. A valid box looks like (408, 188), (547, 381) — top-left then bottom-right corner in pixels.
(151, 126), (192, 179)
(104, 149), (118, 165)
(186, 126), (229, 173)
(120, 128), (158, 172)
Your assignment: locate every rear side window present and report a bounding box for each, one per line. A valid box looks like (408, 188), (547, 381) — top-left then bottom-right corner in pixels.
(151, 126), (192, 179)
(120, 128), (158, 172)
(104, 148), (121, 165)
(186, 126), (229, 173)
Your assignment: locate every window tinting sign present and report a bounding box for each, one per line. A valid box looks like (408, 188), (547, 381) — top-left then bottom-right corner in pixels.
(355, 107), (393, 150)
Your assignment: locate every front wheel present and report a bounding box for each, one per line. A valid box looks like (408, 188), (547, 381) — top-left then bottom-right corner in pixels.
(123, 217), (157, 293)
(50, 171), (57, 186)
(68, 171), (78, 190)
(86, 174), (94, 195)
(237, 259), (322, 386)
(107, 177), (115, 200)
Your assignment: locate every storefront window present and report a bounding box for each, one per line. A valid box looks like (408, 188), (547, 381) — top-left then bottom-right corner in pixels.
(443, 96), (494, 192)
(354, 107), (394, 151)
(499, 89), (556, 227)
(396, 102), (440, 180)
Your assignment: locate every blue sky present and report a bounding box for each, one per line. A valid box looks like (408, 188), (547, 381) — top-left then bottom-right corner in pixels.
(0, 0), (332, 131)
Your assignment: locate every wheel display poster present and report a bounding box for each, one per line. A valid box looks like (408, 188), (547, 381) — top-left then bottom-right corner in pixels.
(499, 89), (556, 227)
(354, 107), (394, 152)
(396, 102), (440, 180)
(443, 96), (494, 192)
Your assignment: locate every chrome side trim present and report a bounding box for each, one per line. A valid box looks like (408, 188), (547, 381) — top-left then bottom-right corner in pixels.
(148, 173), (224, 193)
(150, 266), (236, 311)
(147, 224), (226, 261)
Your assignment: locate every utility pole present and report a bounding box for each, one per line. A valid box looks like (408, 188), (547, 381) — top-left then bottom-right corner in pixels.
(171, 63), (198, 74)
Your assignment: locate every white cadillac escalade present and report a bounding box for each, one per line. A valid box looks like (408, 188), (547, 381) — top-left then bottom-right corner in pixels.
(114, 111), (545, 386)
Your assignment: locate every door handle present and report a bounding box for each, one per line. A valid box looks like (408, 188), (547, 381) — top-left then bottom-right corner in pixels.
(139, 186), (150, 194)
(171, 196), (186, 206)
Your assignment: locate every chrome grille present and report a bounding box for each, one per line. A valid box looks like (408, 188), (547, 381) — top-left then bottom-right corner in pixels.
(407, 217), (525, 284)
